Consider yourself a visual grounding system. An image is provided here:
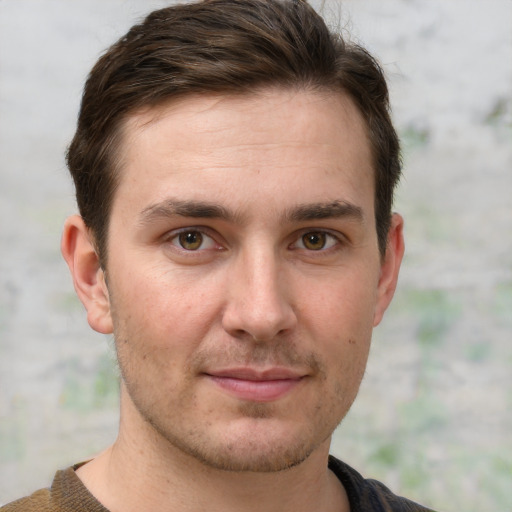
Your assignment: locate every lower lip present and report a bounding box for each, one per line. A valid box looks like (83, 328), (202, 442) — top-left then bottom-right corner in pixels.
(207, 376), (302, 402)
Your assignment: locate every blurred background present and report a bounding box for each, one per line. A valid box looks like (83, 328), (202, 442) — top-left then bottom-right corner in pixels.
(0, 1), (511, 510)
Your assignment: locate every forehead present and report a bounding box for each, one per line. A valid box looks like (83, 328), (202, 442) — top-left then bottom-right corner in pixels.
(127, 88), (370, 146)
(114, 88), (374, 217)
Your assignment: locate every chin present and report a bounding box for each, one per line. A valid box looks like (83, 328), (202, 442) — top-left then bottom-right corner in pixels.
(183, 441), (315, 473)
(159, 416), (331, 473)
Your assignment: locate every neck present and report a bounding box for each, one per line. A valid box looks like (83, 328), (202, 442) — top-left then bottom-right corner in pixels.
(76, 393), (349, 512)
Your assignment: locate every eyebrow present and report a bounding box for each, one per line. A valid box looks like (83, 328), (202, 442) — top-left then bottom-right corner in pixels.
(138, 198), (364, 226)
(139, 199), (238, 226)
(286, 200), (364, 223)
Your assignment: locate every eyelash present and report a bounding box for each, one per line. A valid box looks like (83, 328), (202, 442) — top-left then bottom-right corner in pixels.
(290, 230), (344, 253)
(163, 227), (345, 255)
(165, 227), (222, 252)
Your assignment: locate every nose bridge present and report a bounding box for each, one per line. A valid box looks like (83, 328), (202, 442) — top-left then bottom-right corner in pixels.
(222, 239), (296, 341)
(244, 243), (281, 308)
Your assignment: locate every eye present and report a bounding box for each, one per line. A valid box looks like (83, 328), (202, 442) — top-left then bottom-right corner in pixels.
(170, 230), (218, 251)
(294, 231), (339, 251)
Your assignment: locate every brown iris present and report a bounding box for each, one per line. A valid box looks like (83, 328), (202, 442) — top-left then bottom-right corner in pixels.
(179, 231), (203, 250)
(302, 232), (327, 250)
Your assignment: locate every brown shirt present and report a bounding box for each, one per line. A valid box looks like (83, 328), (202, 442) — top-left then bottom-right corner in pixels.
(1, 457), (437, 512)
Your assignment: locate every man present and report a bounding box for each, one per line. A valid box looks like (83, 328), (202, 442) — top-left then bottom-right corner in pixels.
(2, 0), (436, 511)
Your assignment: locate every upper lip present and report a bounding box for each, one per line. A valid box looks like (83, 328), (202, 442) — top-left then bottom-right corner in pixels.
(204, 367), (306, 381)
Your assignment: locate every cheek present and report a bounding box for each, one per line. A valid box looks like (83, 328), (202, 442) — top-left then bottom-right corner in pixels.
(110, 263), (224, 351)
(297, 274), (376, 385)
(301, 273), (378, 335)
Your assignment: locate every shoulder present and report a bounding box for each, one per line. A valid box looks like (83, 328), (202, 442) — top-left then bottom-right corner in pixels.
(329, 455), (438, 512)
(1, 464), (106, 512)
(1, 488), (52, 512)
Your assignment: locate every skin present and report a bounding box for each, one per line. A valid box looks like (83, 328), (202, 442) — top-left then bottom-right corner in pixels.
(62, 88), (404, 512)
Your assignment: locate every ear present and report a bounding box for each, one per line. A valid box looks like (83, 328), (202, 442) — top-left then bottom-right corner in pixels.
(373, 213), (405, 326)
(61, 215), (113, 334)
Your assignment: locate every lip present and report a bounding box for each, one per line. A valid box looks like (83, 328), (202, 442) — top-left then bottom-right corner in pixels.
(204, 367), (306, 402)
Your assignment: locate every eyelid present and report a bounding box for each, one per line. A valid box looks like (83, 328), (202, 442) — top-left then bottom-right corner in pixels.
(290, 229), (346, 251)
(160, 225), (348, 254)
(163, 226), (225, 251)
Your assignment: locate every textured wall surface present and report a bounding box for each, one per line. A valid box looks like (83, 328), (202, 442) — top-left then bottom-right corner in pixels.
(1, 1), (511, 510)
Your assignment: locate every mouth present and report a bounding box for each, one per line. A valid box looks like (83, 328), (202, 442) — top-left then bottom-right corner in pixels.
(203, 367), (306, 402)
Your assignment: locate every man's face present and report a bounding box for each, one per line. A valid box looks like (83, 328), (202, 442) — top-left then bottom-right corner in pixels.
(92, 89), (401, 471)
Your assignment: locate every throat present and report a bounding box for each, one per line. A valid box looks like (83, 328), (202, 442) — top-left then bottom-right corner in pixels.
(75, 437), (349, 512)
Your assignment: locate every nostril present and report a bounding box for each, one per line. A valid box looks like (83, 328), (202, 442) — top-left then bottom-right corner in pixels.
(221, 301), (297, 343)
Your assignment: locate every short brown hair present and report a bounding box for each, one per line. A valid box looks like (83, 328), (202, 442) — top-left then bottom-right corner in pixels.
(67, 0), (401, 264)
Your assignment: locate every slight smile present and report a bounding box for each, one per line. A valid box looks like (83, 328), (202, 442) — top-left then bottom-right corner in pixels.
(205, 367), (306, 402)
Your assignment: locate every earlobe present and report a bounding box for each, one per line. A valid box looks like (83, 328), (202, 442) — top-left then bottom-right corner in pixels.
(61, 215), (113, 334)
(373, 213), (405, 327)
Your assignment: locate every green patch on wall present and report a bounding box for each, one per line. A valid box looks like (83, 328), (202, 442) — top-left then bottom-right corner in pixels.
(400, 462), (430, 492)
(400, 123), (430, 152)
(484, 97), (510, 125)
(465, 341), (491, 362)
(366, 436), (432, 494)
(491, 455), (512, 474)
(60, 353), (119, 412)
(395, 288), (461, 348)
(399, 394), (449, 434)
(404, 203), (453, 245)
(53, 291), (83, 312)
(0, 310), (6, 337)
(0, 417), (26, 463)
(369, 442), (401, 467)
(492, 281), (512, 327)
(473, 454), (512, 508)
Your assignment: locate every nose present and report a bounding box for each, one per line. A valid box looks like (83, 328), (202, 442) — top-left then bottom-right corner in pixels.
(221, 247), (297, 342)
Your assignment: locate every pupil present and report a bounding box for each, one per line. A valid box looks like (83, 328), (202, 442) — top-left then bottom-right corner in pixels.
(179, 231), (202, 250)
(304, 232), (325, 250)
